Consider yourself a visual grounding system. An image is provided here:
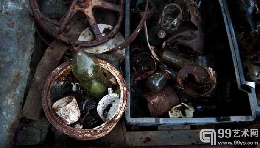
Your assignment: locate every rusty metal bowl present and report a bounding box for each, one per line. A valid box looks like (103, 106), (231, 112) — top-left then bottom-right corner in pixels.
(42, 59), (128, 140)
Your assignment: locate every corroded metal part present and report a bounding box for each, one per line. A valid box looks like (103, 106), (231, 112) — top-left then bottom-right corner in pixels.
(177, 65), (216, 97)
(42, 60), (128, 140)
(142, 85), (179, 117)
(105, 0), (149, 53)
(29, 0), (124, 47)
(131, 52), (157, 80)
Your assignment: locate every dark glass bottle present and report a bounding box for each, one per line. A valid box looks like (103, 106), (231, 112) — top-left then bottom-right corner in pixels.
(146, 71), (168, 92)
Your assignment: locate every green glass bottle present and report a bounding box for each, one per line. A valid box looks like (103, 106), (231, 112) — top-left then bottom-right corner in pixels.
(160, 49), (192, 70)
(72, 50), (100, 81)
(72, 50), (110, 100)
(80, 79), (108, 101)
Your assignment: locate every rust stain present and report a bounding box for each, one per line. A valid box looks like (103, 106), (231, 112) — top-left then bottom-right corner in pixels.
(177, 65), (216, 97)
(7, 73), (22, 105)
(10, 73), (22, 90)
(8, 20), (14, 28)
(142, 85), (179, 117)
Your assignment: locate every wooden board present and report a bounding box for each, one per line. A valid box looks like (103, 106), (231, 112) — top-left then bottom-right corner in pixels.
(22, 41), (69, 120)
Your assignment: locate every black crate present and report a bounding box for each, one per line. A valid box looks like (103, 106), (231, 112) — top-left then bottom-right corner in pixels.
(224, 0), (260, 115)
(124, 0), (257, 126)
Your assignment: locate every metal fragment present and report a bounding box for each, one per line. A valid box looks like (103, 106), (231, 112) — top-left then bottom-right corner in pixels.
(144, 21), (160, 61)
(105, 0), (149, 53)
(177, 65), (216, 97)
(142, 85), (179, 117)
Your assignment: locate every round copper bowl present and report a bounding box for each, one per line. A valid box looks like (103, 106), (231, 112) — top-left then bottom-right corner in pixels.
(42, 59), (128, 140)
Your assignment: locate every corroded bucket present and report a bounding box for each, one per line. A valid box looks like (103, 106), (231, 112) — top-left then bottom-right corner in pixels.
(42, 59), (128, 140)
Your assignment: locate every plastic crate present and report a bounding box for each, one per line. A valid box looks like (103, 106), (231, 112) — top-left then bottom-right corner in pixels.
(124, 0), (257, 126)
(223, 0), (260, 115)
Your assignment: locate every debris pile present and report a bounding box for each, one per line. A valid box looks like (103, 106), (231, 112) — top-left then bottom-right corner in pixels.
(27, 0), (130, 140)
(130, 0), (217, 118)
(228, 0), (260, 105)
(51, 52), (122, 129)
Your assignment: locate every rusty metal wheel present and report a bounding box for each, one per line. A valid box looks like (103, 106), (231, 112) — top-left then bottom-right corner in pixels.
(30, 0), (124, 47)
